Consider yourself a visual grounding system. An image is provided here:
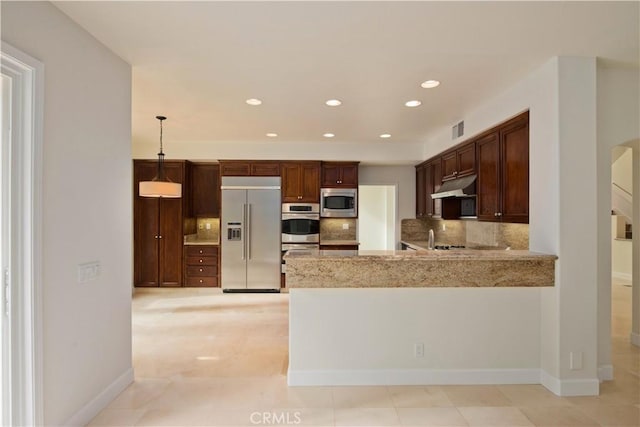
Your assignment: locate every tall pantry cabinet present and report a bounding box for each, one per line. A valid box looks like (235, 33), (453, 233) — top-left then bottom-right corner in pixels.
(133, 160), (190, 287)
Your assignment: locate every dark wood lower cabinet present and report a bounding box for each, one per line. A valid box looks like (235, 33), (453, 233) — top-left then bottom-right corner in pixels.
(183, 245), (219, 287)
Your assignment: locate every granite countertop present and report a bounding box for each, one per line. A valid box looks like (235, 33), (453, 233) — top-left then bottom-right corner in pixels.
(285, 248), (557, 262)
(320, 240), (360, 246)
(284, 247), (557, 288)
(183, 234), (219, 246)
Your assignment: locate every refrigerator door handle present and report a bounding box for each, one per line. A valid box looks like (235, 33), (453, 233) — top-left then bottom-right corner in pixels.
(242, 203), (247, 260)
(247, 204), (252, 260)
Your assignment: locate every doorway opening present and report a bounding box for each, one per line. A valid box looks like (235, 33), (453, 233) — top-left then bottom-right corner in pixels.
(358, 185), (397, 250)
(609, 142), (639, 367)
(1, 43), (44, 426)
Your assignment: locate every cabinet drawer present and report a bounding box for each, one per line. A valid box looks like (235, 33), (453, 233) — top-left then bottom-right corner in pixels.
(186, 266), (217, 276)
(185, 245), (218, 256)
(185, 256), (216, 266)
(185, 276), (218, 287)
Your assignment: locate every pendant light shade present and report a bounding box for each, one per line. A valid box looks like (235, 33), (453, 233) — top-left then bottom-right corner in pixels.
(139, 116), (182, 198)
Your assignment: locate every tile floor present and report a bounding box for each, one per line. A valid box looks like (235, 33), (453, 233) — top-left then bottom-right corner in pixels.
(89, 280), (639, 426)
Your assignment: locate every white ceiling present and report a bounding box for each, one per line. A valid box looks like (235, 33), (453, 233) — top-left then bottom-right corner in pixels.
(53, 1), (639, 148)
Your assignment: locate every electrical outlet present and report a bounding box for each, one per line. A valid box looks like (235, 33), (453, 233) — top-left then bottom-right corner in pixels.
(414, 342), (424, 358)
(206, 223), (211, 230)
(570, 351), (583, 370)
(442, 223), (446, 231)
(342, 223), (349, 230)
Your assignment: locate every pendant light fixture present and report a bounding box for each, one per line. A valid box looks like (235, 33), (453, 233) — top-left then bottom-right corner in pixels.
(139, 115), (182, 198)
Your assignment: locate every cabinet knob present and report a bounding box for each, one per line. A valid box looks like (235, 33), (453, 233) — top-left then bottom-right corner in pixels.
(154, 235), (158, 239)
(497, 212), (502, 217)
(199, 250), (203, 254)
(199, 268), (203, 272)
(199, 279), (203, 283)
(494, 213), (498, 217)
(199, 259), (203, 263)
(158, 235), (163, 239)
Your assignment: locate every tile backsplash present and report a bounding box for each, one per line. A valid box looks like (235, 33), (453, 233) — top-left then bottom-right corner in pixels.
(401, 217), (529, 249)
(320, 218), (357, 241)
(196, 217), (220, 242)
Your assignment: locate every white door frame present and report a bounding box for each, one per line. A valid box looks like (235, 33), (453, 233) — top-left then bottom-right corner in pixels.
(1, 42), (44, 427)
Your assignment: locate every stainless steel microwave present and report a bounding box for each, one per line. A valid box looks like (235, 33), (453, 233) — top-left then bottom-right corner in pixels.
(320, 188), (357, 217)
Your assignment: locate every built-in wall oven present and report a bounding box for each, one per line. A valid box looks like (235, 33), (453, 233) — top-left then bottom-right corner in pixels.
(281, 203), (320, 274)
(281, 203), (320, 243)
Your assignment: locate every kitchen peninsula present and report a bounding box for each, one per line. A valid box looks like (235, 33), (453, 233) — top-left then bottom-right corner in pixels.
(285, 248), (557, 387)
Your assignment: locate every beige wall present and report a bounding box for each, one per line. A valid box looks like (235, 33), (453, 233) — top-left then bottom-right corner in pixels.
(2, 2), (133, 425)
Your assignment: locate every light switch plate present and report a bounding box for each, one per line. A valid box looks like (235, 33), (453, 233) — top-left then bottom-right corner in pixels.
(342, 223), (349, 230)
(77, 261), (100, 283)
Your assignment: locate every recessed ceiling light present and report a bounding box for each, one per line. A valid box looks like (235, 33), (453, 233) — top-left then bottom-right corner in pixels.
(421, 80), (440, 89)
(266, 133), (278, 137)
(380, 134), (391, 139)
(323, 133), (335, 138)
(405, 100), (422, 107)
(325, 99), (342, 106)
(246, 98), (262, 106)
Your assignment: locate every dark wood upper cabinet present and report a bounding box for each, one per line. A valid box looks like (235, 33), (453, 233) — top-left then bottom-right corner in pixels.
(416, 111), (528, 223)
(219, 160), (280, 176)
(415, 162), (427, 218)
(456, 142), (476, 177)
(321, 162), (359, 187)
(281, 161), (321, 202)
(415, 161), (436, 218)
(191, 163), (220, 217)
(476, 112), (529, 223)
(476, 132), (501, 221)
(441, 142), (476, 181)
(441, 152), (458, 181)
(500, 116), (529, 223)
(133, 160), (188, 287)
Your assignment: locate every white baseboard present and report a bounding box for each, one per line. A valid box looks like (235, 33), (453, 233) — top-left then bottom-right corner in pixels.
(631, 332), (640, 347)
(64, 367), (134, 426)
(612, 272), (632, 281)
(598, 364), (614, 381)
(287, 368), (540, 386)
(540, 370), (599, 396)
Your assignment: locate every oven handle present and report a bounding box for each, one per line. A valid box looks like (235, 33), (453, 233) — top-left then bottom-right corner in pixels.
(281, 213), (320, 220)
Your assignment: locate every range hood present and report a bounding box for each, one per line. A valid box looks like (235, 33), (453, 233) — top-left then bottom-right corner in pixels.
(431, 174), (477, 199)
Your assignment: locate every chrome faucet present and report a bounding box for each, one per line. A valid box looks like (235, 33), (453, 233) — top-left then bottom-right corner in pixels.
(428, 229), (435, 250)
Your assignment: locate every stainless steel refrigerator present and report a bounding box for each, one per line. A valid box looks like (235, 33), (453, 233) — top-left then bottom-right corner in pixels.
(221, 176), (281, 291)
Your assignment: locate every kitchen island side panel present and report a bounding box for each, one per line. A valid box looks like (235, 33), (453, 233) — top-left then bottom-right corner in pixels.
(289, 287), (541, 385)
